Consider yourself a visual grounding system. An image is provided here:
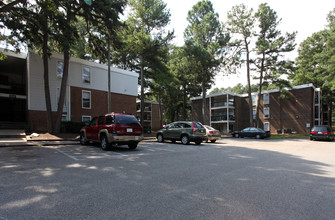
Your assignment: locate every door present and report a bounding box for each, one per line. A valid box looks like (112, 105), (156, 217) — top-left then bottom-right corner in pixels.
(86, 117), (98, 140)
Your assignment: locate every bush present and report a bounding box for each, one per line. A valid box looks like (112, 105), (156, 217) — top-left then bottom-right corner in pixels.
(61, 121), (86, 133)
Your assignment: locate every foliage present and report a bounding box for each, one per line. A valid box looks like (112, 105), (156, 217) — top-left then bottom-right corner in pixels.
(184, 0), (229, 124)
(253, 3), (296, 127)
(226, 3), (255, 126)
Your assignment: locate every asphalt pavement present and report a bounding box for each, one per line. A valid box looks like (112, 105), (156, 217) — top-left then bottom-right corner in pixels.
(0, 138), (335, 220)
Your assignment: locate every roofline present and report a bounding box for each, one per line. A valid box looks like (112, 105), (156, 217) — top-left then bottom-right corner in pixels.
(0, 48), (27, 59)
(191, 83), (317, 100)
(27, 50), (139, 78)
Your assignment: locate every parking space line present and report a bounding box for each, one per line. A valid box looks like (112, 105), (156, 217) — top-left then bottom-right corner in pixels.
(54, 148), (79, 161)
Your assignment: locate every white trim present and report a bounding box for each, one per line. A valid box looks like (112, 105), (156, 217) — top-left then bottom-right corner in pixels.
(263, 93), (270, 105)
(82, 90), (91, 109)
(264, 107), (270, 119)
(264, 122), (270, 131)
(82, 115), (92, 122)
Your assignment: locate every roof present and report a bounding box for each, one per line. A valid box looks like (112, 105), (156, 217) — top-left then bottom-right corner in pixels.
(191, 83), (317, 100)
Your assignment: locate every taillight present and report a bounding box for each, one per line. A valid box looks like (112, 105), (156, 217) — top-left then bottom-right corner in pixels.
(192, 123), (195, 133)
(110, 125), (116, 134)
(310, 131), (318, 134)
(209, 131), (214, 134)
(323, 132), (331, 134)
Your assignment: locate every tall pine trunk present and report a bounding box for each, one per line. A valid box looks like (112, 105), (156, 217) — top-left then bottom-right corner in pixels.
(202, 81), (207, 125)
(53, 50), (70, 134)
(42, 32), (53, 133)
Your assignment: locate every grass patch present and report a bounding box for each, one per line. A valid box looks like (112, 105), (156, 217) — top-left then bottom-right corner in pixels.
(269, 133), (309, 139)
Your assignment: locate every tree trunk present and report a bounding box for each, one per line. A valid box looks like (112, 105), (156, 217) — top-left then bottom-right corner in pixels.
(256, 52), (265, 128)
(140, 55), (145, 127)
(53, 50), (70, 134)
(245, 38), (253, 127)
(202, 81), (207, 125)
(182, 81), (187, 120)
(42, 32), (53, 133)
(158, 91), (163, 128)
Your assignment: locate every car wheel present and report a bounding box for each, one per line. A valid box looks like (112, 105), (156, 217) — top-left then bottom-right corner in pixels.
(256, 134), (261, 139)
(210, 140), (216, 143)
(128, 142), (138, 150)
(100, 135), (110, 151)
(157, 134), (164, 143)
(195, 140), (202, 145)
(181, 135), (190, 145)
(235, 134), (239, 138)
(80, 132), (87, 145)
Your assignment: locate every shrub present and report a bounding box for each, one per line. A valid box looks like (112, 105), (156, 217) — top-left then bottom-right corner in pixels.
(61, 121), (86, 133)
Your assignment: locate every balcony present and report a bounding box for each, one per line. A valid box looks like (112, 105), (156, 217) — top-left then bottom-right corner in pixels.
(211, 115), (235, 122)
(211, 101), (234, 109)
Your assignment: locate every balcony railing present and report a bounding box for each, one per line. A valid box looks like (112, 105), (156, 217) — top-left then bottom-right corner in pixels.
(211, 115), (235, 121)
(211, 101), (234, 108)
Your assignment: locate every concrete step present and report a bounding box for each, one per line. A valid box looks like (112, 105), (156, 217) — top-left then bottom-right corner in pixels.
(0, 129), (26, 139)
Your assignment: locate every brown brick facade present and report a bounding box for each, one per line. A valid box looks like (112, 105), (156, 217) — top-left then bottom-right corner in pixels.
(28, 86), (136, 131)
(192, 86), (316, 134)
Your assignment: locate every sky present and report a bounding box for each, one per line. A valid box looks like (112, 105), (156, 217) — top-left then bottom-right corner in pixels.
(163, 0), (335, 89)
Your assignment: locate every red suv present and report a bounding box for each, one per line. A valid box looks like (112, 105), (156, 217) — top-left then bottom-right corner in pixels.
(80, 113), (143, 150)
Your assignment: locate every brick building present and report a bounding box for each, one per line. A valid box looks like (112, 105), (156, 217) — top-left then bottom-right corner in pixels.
(0, 49), (139, 131)
(136, 101), (163, 133)
(191, 84), (322, 134)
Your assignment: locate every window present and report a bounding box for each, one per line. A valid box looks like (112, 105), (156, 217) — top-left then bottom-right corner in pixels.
(264, 122), (270, 131)
(98, 116), (104, 126)
(252, 95), (257, 106)
(82, 115), (91, 122)
(253, 109), (256, 120)
(264, 93), (269, 105)
(57, 61), (64, 78)
(82, 90), (91, 109)
(82, 66), (91, 83)
(61, 114), (67, 121)
(264, 107), (270, 119)
(89, 117), (98, 127)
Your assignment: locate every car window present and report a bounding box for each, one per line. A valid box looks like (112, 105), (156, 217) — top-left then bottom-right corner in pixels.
(115, 115), (140, 125)
(105, 115), (114, 125)
(173, 123), (181, 128)
(193, 122), (203, 128)
(97, 116), (104, 126)
(205, 125), (215, 130)
(242, 128), (250, 132)
(179, 123), (191, 128)
(89, 117), (98, 127)
(250, 128), (258, 132)
(312, 126), (330, 132)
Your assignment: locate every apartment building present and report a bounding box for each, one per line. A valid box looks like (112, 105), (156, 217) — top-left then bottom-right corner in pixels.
(136, 101), (163, 133)
(191, 84), (322, 134)
(0, 49), (139, 131)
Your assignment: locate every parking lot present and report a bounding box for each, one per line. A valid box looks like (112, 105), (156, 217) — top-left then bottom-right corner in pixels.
(1, 138), (335, 219)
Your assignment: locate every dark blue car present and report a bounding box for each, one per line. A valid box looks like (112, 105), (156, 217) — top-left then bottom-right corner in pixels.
(232, 127), (271, 139)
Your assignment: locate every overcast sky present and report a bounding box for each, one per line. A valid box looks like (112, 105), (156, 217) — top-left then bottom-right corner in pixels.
(164, 0), (335, 89)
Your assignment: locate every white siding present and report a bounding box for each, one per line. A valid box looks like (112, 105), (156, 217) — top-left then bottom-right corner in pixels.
(27, 52), (139, 111)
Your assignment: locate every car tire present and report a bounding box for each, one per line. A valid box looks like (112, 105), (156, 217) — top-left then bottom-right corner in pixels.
(100, 135), (110, 151)
(256, 134), (261, 139)
(195, 140), (202, 145)
(80, 132), (88, 145)
(128, 142), (138, 150)
(181, 135), (190, 145)
(157, 134), (164, 143)
(235, 134), (239, 138)
(210, 140), (216, 143)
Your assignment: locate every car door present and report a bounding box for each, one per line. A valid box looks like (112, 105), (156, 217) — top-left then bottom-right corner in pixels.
(95, 116), (105, 140)
(242, 128), (251, 137)
(164, 123), (175, 139)
(86, 117), (98, 140)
